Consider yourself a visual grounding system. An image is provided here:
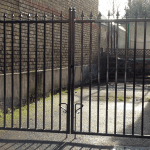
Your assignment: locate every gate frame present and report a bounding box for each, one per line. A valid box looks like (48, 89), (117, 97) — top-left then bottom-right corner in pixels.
(69, 7), (150, 139)
(0, 9), (72, 135)
(1, 7), (150, 138)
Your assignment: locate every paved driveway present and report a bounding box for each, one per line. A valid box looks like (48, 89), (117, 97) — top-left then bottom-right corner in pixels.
(0, 81), (150, 149)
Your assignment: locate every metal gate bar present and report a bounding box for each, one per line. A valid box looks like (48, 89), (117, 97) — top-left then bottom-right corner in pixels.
(51, 12), (54, 131)
(80, 11), (84, 132)
(67, 7), (72, 134)
(19, 14), (22, 129)
(89, 14), (92, 133)
(11, 14), (14, 128)
(71, 7), (75, 134)
(132, 19), (137, 135)
(35, 13), (38, 130)
(43, 13), (46, 130)
(114, 13), (119, 135)
(27, 13), (30, 129)
(59, 11), (63, 131)
(97, 13), (101, 133)
(141, 19), (147, 136)
(106, 14), (110, 134)
(123, 14), (128, 135)
(4, 13), (6, 128)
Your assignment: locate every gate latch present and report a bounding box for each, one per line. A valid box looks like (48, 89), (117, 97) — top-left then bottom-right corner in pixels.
(59, 103), (68, 113)
(75, 103), (84, 114)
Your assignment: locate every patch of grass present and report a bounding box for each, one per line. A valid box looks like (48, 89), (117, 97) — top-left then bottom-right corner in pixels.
(0, 86), (74, 128)
(107, 96), (132, 101)
(117, 96), (131, 101)
(145, 97), (150, 102)
(0, 102), (36, 127)
(0, 86), (95, 132)
(0, 111), (4, 124)
(117, 97), (124, 101)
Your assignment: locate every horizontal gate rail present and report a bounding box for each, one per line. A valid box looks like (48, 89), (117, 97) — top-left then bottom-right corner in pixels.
(0, 127), (67, 133)
(75, 19), (150, 23)
(72, 131), (150, 139)
(96, 18), (150, 23)
(0, 20), (69, 23)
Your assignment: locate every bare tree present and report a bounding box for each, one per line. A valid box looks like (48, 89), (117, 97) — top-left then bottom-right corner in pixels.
(107, 0), (121, 18)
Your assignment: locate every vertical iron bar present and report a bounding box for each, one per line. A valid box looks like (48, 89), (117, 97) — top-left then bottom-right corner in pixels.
(11, 14), (14, 128)
(106, 21), (110, 134)
(75, 104), (76, 136)
(132, 21), (137, 135)
(89, 21), (92, 133)
(3, 13), (6, 128)
(35, 14), (38, 129)
(127, 23), (130, 49)
(43, 14), (46, 130)
(141, 20), (146, 136)
(68, 7), (72, 134)
(123, 20), (128, 135)
(51, 12), (54, 130)
(97, 21), (101, 133)
(114, 25), (115, 54)
(80, 13), (83, 132)
(114, 21), (118, 134)
(27, 13), (30, 129)
(111, 22), (113, 55)
(71, 7), (75, 133)
(19, 14), (22, 129)
(59, 12), (62, 131)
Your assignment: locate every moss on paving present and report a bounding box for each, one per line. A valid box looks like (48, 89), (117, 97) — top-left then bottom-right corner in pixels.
(117, 97), (131, 101)
(0, 87), (80, 129)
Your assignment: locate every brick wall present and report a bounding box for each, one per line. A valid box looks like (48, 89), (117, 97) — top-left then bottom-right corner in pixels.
(0, 0), (109, 73)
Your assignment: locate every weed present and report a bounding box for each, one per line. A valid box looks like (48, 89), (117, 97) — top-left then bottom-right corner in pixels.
(117, 96), (131, 101)
(117, 97), (124, 101)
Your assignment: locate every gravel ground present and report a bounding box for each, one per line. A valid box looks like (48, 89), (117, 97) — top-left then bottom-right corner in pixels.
(0, 81), (150, 149)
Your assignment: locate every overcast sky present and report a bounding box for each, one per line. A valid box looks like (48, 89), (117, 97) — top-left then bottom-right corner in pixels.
(98, 0), (128, 18)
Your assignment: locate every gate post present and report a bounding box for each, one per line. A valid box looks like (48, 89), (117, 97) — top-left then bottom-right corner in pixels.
(67, 7), (72, 134)
(70, 7), (76, 134)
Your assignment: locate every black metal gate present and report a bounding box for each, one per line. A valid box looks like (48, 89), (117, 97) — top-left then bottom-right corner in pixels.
(70, 8), (150, 138)
(0, 10), (71, 134)
(1, 7), (150, 138)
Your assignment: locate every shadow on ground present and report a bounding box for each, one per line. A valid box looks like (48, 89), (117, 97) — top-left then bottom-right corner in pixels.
(111, 101), (150, 147)
(0, 138), (116, 150)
